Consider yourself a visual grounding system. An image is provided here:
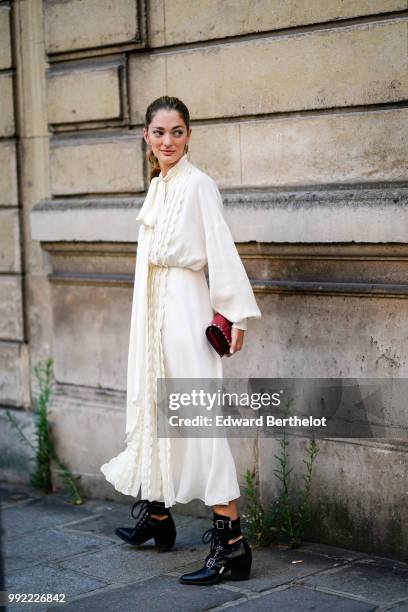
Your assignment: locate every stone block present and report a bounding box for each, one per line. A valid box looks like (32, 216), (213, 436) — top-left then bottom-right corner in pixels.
(0, 209), (21, 272)
(148, 0), (166, 48)
(128, 53), (166, 125)
(24, 275), (54, 384)
(149, 0), (407, 46)
(50, 280), (130, 388)
(302, 557), (408, 606)
(240, 107), (408, 187)
(57, 541), (209, 586)
(3, 496), (97, 540)
(188, 124), (241, 187)
(48, 61), (122, 124)
(0, 342), (29, 406)
(50, 135), (143, 195)
(259, 434), (408, 558)
(51, 401), (126, 477)
(45, 0), (139, 53)
(0, 4), (11, 69)
(0, 276), (24, 341)
(0, 142), (17, 206)
(0, 73), (14, 136)
(5, 564), (107, 608)
(252, 291), (408, 378)
(4, 527), (114, 573)
(45, 574), (242, 611)
(132, 19), (408, 120)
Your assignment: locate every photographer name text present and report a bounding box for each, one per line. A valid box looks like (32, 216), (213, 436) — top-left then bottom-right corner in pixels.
(168, 415), (327, 428)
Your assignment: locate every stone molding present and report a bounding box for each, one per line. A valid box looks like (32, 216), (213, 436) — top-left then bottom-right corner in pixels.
(30, 186), (408, 243)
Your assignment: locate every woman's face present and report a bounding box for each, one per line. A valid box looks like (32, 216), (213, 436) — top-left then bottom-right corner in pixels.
(144, 109), (191, 169)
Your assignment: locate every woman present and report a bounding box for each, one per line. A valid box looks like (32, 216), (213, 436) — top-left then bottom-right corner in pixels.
(100, 96), (261, 586)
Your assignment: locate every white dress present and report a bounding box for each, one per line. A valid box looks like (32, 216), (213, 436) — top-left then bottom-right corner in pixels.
(100, 153), (262, 508)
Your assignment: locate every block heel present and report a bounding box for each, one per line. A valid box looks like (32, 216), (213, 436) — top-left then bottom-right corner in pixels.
(230, 555), (252, 580)
(154, 530), (176, 552)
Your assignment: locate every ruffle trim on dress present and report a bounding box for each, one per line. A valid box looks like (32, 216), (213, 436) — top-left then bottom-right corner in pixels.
(100, 448), (240, 508)
(99, 426), (143, 498)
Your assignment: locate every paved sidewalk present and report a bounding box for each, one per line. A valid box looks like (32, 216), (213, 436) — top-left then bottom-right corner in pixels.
(1, 482), (408, 612)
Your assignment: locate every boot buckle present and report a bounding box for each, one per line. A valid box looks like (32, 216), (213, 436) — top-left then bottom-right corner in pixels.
(206, 556), (216, 568)
(215, 519), (232, 529)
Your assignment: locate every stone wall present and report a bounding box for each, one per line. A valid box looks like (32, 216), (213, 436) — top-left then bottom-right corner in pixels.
(1, 0), (407, 559)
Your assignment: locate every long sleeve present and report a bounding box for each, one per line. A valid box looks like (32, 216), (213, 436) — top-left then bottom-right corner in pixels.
(195, 175), (261, 326)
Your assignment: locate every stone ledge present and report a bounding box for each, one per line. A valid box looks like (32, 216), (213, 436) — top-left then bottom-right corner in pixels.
(30, 186), (408, 243)
(43, 274), (408, 298)
(252, 279), (408, 297)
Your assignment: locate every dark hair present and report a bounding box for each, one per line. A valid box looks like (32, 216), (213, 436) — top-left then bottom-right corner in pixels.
(144, 96), (190, 181)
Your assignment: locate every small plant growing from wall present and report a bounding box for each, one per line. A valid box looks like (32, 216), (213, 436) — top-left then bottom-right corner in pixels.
(243, 398), (320, 548)
(242, 467), (278, 546)
(5, 357), (83, 505)
(272, 431), (319, 547)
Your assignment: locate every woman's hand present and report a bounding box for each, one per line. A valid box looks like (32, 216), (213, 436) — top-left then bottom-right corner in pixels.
(227, 328), (245, 357)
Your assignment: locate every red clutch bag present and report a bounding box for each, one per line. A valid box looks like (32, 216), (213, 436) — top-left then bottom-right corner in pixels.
(205, 313), (233, 357)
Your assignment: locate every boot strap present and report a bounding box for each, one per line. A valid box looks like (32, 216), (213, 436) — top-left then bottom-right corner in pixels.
(215, 518), (232, 529)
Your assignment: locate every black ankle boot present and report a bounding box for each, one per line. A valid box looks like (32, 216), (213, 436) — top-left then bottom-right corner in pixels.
(179, 512), (252, 585)
(115, 499), (176, 552)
